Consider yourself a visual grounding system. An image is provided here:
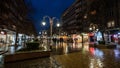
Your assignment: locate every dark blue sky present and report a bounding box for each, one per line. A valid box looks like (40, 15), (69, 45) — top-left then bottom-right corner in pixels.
(25, 0), (75, 34)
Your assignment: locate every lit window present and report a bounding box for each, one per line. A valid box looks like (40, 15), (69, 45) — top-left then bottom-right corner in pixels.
(111, 21), (115, 27)
(108, 21), (115, 27)
(90, 10), (96, 15)
(107, 23), (111, 27)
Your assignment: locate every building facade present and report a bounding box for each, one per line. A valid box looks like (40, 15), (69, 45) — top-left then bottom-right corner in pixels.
(62, 0), (120, 43)
(0, 0), (36, 51)
(61, 0), (94, 34)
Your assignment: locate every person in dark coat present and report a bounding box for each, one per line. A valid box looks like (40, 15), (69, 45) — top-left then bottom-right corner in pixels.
(60, 37), (63, 42)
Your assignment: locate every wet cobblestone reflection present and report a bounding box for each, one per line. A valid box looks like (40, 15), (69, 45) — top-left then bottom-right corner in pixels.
(52, 42), (120, 68)
(4, 42), (120, 68)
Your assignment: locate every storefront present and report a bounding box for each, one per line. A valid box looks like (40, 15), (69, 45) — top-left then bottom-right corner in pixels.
(103, 29), (120, 44)
(72, 33), (89, 43)
(94, 31), (103, 41)
(82, 33), (89, 42)
(0, 30), (7, 43)
(17, 34), (28, 46)
(7, 33), (15, 45)
(72, 34), (82, 43)
(109, 33), (120, 44)
(0, 30), (7, 51)
(6, 31), (16, 45)
(89, 31), (103, 43)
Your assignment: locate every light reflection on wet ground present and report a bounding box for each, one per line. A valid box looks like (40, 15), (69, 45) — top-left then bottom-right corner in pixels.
(52, 42), (120, 68)
(4, 42), (120, 68)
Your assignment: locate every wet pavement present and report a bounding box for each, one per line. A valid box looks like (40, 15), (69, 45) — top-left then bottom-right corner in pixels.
(4, 57), (62, 68)
(3, 42), (120, 68)
(52, 42), (120, 68)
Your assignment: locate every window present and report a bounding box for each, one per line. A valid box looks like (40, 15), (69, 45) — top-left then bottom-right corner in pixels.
(107, 21), (115, 27)
(107, 22), (111, 27)
(111, 21), (115, 27)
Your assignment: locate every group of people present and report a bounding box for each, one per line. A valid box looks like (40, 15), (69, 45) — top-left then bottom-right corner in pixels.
(52, 37), (64, 43)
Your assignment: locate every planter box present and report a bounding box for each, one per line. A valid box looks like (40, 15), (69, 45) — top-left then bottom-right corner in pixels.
(4, 51), (51, 63)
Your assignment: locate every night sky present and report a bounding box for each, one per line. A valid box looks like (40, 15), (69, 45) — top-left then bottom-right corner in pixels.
(25, 0), (75, 34)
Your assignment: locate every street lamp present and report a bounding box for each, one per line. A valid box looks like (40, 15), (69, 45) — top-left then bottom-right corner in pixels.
(42, 21), (46, 26)
(56, 22), (61, 38)
(42, 16), (60, 50)
(56, 23), (60, 27)
(89, 27), (92, 31)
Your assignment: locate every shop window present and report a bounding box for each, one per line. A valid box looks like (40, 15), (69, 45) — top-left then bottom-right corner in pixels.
(107, 22), (111, 27)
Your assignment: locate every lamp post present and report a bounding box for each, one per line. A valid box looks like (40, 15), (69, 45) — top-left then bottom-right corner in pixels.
(56, 23), (60, 27)
(56, 22), (60, 34)
(56, 23), (60, 41)
(42, 16), (60, 50)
